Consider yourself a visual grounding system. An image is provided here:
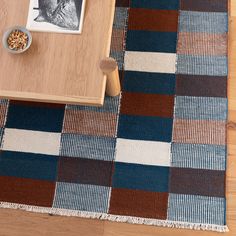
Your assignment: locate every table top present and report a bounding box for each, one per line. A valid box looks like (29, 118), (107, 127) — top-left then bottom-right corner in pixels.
(0, 0), (116, 106)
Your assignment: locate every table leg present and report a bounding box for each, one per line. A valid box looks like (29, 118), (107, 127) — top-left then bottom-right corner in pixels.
(100, 58), (121, 97)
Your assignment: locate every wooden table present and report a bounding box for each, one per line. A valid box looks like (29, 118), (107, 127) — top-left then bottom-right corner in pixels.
(0, 0), (120, 106)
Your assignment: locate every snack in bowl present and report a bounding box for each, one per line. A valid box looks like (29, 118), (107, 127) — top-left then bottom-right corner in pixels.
(7, 30), (28, 51)
(2, 26), (32, 54)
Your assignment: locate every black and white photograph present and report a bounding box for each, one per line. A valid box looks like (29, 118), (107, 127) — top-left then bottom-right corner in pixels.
(26, 0), (86, 34)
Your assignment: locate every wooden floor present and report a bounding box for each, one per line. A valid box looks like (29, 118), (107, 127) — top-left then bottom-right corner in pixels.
(0, 2), (235, 236)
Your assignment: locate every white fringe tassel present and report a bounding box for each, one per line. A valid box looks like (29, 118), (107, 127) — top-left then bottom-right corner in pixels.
(0, 201), (229, 233)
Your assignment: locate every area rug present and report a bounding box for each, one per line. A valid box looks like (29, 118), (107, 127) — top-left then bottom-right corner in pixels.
(0, 0), (229, 232)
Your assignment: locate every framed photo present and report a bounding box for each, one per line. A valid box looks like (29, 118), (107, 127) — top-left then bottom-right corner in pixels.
(26, 0), (86, 34)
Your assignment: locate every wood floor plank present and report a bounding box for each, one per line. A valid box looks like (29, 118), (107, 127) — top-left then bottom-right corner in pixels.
(0, 209), (105, 236)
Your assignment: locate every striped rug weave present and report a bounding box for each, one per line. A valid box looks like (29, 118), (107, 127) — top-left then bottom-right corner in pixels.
(0, 0), (229, 232)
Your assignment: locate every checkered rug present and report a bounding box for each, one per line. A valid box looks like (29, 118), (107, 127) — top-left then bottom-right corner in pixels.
(0, 0), (229, 232)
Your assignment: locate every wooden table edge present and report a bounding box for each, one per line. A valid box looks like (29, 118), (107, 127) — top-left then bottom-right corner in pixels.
(0, 89), (105, 106)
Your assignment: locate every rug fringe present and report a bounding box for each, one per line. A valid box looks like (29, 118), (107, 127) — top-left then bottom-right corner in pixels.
(0, 202), (229, 233)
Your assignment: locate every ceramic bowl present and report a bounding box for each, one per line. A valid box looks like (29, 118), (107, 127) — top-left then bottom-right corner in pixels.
(2, 26), (32, 54)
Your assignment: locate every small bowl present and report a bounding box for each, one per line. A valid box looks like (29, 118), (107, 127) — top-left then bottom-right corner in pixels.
(2, 26), (32, 54)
